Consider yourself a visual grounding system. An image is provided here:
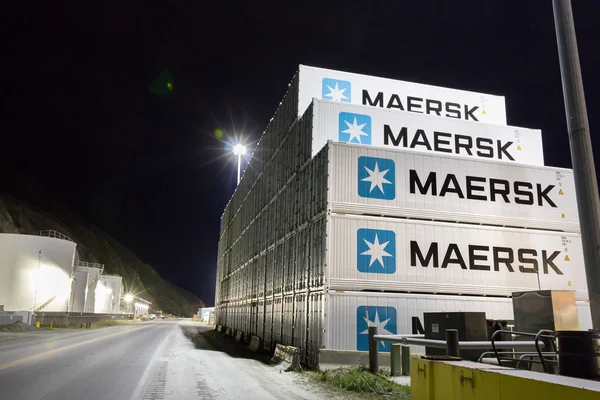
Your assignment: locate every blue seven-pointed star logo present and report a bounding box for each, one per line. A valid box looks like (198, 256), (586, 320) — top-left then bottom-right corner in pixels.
(357, 156), (396, 200)
(339, 112), (371, 145)
(357, 306), (397, 352)
(357, 228), (396, 274)
(322, 78), (351, 103)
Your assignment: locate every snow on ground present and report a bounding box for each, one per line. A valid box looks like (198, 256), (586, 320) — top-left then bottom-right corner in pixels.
(133, 321), (349, 400)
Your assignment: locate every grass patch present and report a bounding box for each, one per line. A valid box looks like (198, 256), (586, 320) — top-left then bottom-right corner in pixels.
(89, 320), (120, 328)
(311, 366), (410, 399)
(0, 322), (36, 332)
(40, 320), (126, 330)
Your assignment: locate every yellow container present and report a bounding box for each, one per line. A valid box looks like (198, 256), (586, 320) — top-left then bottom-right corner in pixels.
(410, 356), (600, 400)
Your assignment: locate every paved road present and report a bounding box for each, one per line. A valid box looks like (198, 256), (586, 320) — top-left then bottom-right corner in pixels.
(0, 321), (335, 400)
(0, 321), (177, 400)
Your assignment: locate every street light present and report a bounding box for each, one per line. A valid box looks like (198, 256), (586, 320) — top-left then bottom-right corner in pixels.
(124, 294), (134, 303)
(232, 144), (246, 185)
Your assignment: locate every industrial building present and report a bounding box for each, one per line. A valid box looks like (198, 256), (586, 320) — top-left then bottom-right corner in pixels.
(215, 65), (592, 368)
(0, 230), (127, 320)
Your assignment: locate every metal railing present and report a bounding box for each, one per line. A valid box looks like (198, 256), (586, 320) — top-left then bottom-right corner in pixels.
(75, 261), (105, 274)
(367, 326), (549, 375)
(489, 329), (557, 373)
(38, 230), (74, 242)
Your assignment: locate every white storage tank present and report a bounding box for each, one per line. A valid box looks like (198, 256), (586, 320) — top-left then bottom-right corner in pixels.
(0, 233), (76, 312)
(80, 266), (101, 313)
(107, 275), (122, 314)
(69, 268), (89, 313)
(95, 275), (122, 314)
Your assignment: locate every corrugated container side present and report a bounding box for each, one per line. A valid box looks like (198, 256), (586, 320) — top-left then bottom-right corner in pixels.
(218, 83), (304, 248)
(264, 297), (274, 350)
(257, 253), (266, 298)
(287, 235), (297, 294)
(294, 294), (307, 361)
(282, 295), (294, 345)
(310, 99), (544, 165)
(273, 243), (283, 296)
(249, 298), (259, 336)
(242, 70), (299, 186)
(309, 216), (326, 289)
(324, 291), (513, 354)
(258, 296), (265, 340)
(272, 296), (283, 346)
(298, 64), (507, 125)
(296, 228), (308, 293)
(307, 291), (324, 368)
(328, 141), (579, 232)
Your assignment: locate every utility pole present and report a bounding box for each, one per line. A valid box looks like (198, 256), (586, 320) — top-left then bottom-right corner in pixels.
(552, 0), (600, 329)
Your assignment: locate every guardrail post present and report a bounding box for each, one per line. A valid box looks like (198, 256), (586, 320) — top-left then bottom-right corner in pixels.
(390, 344), (401, 376)
(401, 345), (411, 376)
(368, 326), (379, 373)
(446, 329), (459, 357)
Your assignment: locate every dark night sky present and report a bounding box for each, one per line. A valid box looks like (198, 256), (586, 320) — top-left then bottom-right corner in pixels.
(2, 2), (599, 306)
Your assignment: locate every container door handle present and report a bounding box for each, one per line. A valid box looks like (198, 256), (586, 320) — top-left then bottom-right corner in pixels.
(459, 371), (474, 389)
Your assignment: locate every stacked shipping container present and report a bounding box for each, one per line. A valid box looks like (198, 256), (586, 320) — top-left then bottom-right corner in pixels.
(215, 65), (590, 368)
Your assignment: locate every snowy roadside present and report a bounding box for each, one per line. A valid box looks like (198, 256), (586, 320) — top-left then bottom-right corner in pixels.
(132, 321), (409, 400)
(160, 322), (344, 399)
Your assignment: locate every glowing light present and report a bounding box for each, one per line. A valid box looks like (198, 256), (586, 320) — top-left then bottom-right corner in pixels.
(233, 144), (246, 156)
(214, 128), (224, 139)
(124, 294), (134, 303)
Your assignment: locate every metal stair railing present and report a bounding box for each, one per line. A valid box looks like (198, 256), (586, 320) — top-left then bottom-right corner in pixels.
(490, 329), (558, 373)
(37, 230), (74, 242)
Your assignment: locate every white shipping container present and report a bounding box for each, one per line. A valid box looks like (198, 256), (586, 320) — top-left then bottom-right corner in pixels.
(327, 214), (587, 300)
(323, 291), (591, 353)
(326, 141), (579, 232)
(324, 291), (513, 353)
(309, 99), (544, 166)
(297, 65), (507, 125)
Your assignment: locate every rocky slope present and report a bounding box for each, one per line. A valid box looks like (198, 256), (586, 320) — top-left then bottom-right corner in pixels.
(0, 194), (204, 316)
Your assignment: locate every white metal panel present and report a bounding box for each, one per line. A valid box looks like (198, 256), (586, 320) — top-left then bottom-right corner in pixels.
(310, 99), (543, 165)
(109, 275), (122, 313)
(80, 266), (100, 313)
(70, 269), (89, 313)
(324, 290), (513, 353)
(327, 214), (587, 299)
(95, 275), (122, 314)
(298, 65), (507, 125)
(328, 142), (579, 232)
(0, 233), (76, 312)
(577, 301), (593, 331)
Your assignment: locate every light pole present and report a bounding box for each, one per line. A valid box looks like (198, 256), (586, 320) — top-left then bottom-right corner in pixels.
(233, 144), (246, 185)
(552, 0), (600, 329)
